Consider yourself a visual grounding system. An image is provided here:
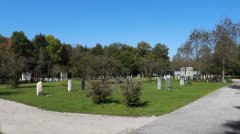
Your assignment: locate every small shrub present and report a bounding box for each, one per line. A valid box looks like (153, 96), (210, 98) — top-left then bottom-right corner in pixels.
(9, 78), (19, 88)
(120, 79), (142, 107)
(87, 79), (112, 104)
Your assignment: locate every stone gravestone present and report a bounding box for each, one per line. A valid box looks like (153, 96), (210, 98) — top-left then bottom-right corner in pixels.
(36, 81), (42, 96)
(166, 78), (171, 90)
(45, 78), (49, 82)
(180, 77), (184, 86)
(68, 79), (72, 91)
(157, 77), (161, 90)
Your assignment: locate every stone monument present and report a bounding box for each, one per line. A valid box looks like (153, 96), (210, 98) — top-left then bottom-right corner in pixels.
(36, 81), (42, 96)
(157, 77), (161, 90)
(68, 79), (72, 91)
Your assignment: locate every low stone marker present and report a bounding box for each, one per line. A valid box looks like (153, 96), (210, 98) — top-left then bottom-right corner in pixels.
(157, 77), (161, 90)
(36, 81), (42, 96)
(68, 79), (72, 91)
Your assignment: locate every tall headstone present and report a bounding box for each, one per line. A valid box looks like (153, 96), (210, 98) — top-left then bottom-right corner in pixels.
(68, 79), (72, 91)
(166, 78), (171, 90)
(180, 77), (184, 86)
(36, 81), (42, 96)
(157, 77), (161, 90)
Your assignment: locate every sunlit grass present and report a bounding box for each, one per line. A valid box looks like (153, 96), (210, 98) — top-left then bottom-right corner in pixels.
(0, 79), (226, 116)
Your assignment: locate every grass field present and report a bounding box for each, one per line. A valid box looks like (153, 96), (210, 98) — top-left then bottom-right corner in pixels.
(0, 79), (226, 116)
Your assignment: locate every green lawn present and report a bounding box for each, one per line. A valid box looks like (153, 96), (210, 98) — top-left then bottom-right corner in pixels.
(0, 79), (226, 116)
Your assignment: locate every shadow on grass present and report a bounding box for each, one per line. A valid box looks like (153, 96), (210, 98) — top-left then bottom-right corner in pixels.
(18, 85), (56, 89)
(17, 85), (35, 88)
(39, 92), (54, 97)
(0, 91), (23, 96)
(228, 85), (240, 90)
(101, 98), (121, 104)
(137, 101), (149, 107)
(223, 106), (240, 134)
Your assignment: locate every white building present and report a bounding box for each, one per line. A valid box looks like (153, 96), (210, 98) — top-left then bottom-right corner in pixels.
(21, 72), (31, 81)
(174, 67), (200, 79)
(60, 72), (68, 81)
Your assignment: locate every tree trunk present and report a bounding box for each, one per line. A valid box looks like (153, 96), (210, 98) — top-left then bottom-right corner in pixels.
(81, 78), (85, 90)
(222, 56), (225, 82)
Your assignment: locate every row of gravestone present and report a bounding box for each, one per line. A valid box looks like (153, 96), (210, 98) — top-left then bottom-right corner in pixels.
(36, 77), (188, 95)
(43, 78), (68, 82)
(36, 80), (73, 95)
(157, 76), (185, 90)
(174, 75), (216, 80)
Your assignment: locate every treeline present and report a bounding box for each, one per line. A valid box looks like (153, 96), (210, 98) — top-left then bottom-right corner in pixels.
(0, 32), (170, 87)
(1, 18), (240, 87)
(172, 18), (240, 82)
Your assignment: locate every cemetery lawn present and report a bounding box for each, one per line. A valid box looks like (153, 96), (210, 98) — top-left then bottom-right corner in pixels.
(0, 80), (227, 116)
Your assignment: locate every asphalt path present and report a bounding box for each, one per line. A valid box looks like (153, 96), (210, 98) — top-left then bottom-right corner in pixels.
(130, 80), (240, 134)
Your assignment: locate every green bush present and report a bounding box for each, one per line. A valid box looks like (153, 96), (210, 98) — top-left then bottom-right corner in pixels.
(120, 79), (142, 107)
(9, 78), (19, 88)
(87, 79), (112, 103)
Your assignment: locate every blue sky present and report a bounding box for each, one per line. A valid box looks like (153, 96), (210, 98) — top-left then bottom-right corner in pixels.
(1, 0), (240, 58)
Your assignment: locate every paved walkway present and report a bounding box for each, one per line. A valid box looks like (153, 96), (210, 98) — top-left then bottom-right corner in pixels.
(130, 80), (240, 134)
(1, 81), (240, 134)
(0, 100), (156, 134)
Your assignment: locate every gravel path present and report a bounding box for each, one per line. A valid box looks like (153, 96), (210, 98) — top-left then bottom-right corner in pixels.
(130, 80), (240, 134)
(0, 99), (156, 134)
